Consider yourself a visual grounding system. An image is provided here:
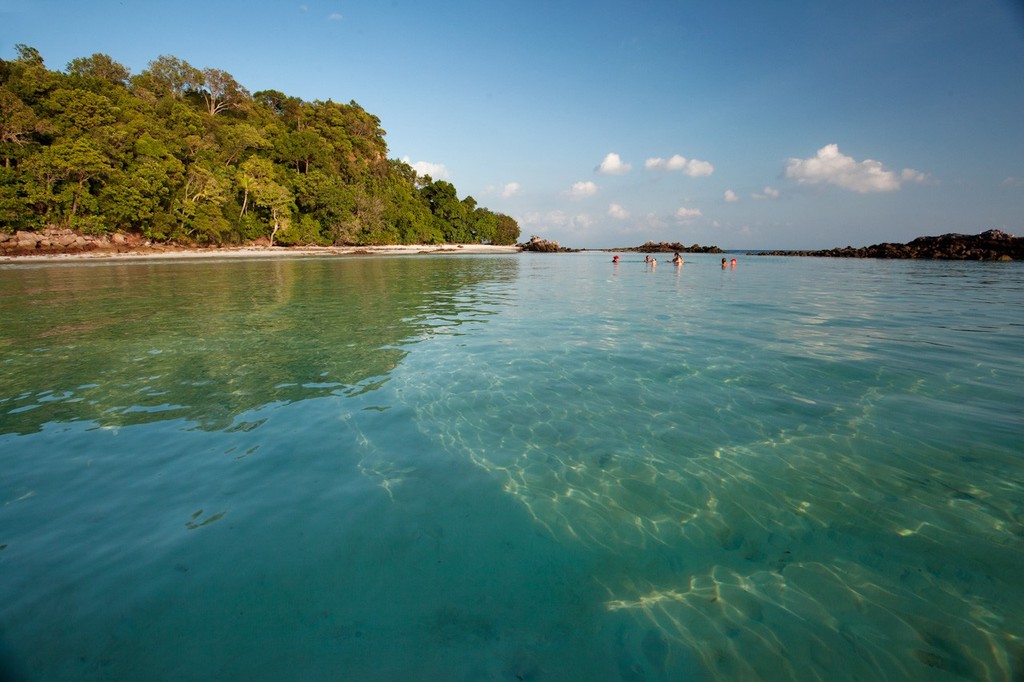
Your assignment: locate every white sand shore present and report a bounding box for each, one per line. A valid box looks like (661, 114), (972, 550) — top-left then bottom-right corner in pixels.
(0, 243), (522, 263)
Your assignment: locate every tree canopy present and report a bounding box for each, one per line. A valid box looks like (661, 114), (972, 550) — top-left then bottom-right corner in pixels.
(0, 47), (520, 246)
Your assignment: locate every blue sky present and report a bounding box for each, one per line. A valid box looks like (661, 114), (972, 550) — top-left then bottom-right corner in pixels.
(4, 0), (1023, 248)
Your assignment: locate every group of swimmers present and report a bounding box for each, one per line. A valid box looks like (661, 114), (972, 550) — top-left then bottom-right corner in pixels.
(642, 254), (682, 265)
(610, 253), (736, 268)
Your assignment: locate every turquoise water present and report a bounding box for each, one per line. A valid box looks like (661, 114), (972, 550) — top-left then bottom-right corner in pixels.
(1, 252), (1022, 680)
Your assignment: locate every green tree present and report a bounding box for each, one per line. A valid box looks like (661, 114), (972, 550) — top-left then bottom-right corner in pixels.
(468, 207), (499, 244)
(45, 88), (118, 134)
(0, 85), (40, 166)
(0, 166), (32, 228)
(292, 169), (349, 237)
(135, 55), (201, 100)
(66, 53), (130, 87)
(173, 163), (230, 241)
(273, 129), (327, 174)
(99, 134), (182, 235)
(13, 44), (44, 68)
(494, 213), (521, 245)
(198, 68), (250, 116)
(217, 122), (269, 165)
(253, 89), (304, 129)
(23, 138), (112, 223)
(238, 157), (293, 245)
(421, 179), (470, 242)
(3, 45), (56, 104)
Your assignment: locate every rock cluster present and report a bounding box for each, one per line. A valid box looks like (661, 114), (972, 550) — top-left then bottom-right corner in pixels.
(519, 235), (578, 252)
(615, 241), (723, 254)
(754, 230), (1021, 261)
(0, 228), (164, 256)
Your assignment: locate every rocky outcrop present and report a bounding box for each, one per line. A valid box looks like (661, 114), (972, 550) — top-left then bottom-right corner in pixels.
(0, 228), (171, 256)
(753, 230), (1021, 261)
(519, 235), (578, 252)
(614, 241), (723, 254)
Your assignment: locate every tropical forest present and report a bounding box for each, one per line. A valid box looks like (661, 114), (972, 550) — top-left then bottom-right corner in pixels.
(0, 45), (520, 246)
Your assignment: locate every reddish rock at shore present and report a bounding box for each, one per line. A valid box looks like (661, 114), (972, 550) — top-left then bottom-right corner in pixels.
(0, 228), (172, 256)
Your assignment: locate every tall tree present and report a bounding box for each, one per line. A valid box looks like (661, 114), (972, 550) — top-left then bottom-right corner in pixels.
(198, 68), (250, 116)
(238, 157), (293, 245)
(66, 53), (130, 86)
(137, 55), (201, 100)
(4, 44), (55, 104)
(253, 89), (304, 129)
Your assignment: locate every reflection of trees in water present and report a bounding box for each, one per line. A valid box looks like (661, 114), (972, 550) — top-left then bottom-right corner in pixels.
(0, 256), (516, 434)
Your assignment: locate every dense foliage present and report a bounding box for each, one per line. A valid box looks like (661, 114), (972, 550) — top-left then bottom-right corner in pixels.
(0, 46), (520, 246)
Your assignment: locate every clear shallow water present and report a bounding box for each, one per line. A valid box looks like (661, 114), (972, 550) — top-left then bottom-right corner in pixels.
(1, 253), (1022, 680)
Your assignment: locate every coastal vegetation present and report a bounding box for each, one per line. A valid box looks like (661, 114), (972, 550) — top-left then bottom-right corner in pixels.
(0, 46), (520, 247)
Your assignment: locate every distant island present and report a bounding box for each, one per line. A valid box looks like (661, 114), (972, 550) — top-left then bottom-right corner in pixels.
(752, 230), (1020, 261)
(609, 241), (723, 254)
(519, 238), (724, 254)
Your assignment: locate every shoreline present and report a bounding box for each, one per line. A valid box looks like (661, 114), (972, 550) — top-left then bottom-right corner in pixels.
(0, 243), (522, 264)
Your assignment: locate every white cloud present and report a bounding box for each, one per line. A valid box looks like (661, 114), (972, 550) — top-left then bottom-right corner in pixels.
(724, 189), (739, 203)
(645, 154), (714, 177)
(597, 152), (632, 175)
(572, 213), (595, 230)
(683, 159), (714, 177)
(402, 156), (449, 180)
(501, 182), (520, 198)
(621, 212), (667, 233)
(608, 203), (629, 219)
(752, 186), (780, 200)
(522, 210), (594, 233)
(328, 12), (343, 20)
(645, 154), (686, 171)
(1001, 176), (1024, 188)
(900, 168), (929, 184)
(567, 181), (598, 199)
(785, 144), (927, 193)
(675, 207), (703, 223)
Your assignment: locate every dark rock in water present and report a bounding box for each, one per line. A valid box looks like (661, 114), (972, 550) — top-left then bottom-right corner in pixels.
(752, 229), (1022, 261)
(614, 240), (723, 254)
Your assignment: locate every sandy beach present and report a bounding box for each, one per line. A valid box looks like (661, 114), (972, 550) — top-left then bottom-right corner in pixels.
(0, 243), (522, 264)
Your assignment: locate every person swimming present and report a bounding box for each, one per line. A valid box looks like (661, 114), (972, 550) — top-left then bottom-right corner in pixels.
(612, 255), (620, 263)
(672, 252), (683, 264)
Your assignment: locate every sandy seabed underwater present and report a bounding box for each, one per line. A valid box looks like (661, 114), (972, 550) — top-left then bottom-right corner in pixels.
(1, 251), (1022, 680)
